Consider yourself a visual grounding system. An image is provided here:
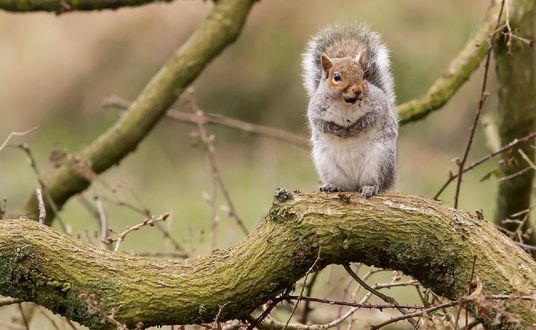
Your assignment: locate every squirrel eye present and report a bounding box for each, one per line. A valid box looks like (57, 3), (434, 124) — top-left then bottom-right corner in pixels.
(333, 72), (342, 82)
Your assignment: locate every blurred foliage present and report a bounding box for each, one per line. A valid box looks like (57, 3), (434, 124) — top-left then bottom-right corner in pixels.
(0, 0), (505, 328)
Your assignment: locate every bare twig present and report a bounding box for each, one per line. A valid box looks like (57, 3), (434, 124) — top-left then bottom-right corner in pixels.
(189, 91), (248, 236)
(247, 289), (291, 330)
(103, 96), (309, 149)
(15, 144), (68, 232)
(461, 319), (481, 330)
(453, 0), (506, 209)
(370, 300), (462, 330)
(103, 212), (170, 252)
(299, 269), (320, 323)
(212, 303), (229, 330)
(79, 293), (128, 330)
(0, 127), (37, 151)
(85, 179), (187, 254)
(518, 149), (536, 170)
(434, 131), (536, 200)
(286, 295), (427, 310)
(284, 248), (322, 329)
(498, 166), (533, 181)
(456, 256), (477, 330)
(493, 0), (533, 54)
(343, 264), (417, 327)
(35, 187), (46, 225)
(94, 196), (109, 249)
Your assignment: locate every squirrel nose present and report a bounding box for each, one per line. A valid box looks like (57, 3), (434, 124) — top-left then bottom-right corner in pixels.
(352, 86), (363, 100)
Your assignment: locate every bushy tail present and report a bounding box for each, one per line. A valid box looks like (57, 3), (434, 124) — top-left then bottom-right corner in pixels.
(301, 23), (395, 107)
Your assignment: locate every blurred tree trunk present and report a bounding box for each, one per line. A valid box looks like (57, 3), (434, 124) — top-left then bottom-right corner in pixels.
(493, 0), (536, 249)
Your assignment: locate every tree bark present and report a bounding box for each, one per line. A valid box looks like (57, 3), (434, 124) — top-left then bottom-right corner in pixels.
(493, 0), (536, 246)
(2, 192), (535, 329)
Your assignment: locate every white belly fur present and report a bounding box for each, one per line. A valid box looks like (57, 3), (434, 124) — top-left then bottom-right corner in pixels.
(312, 128), (384, 191)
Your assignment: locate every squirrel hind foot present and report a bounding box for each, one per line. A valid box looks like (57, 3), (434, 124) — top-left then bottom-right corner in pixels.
(319, 183), (341, 193)
(360, 185), (379, 198)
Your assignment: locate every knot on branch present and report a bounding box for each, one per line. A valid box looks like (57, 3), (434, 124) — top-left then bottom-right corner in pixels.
(273, 188), (291, 203)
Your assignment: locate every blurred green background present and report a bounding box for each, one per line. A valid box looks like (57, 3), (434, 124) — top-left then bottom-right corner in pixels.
(0, 0), (503, 328)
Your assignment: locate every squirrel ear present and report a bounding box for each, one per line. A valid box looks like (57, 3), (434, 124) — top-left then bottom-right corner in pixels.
(355, 51), (367, 68)
(321, 53), (332, 76)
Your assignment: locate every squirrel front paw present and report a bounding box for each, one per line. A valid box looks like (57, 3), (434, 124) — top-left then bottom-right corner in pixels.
(319, 183), (341, 192)
(360, 185), (379, 197)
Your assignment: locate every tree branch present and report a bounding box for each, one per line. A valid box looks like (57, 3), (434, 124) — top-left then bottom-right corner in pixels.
(0, 0), (175, 14)
(2, 191), (536, 329)
(102, 95), (310, 149)
(396, 0), (504, 124)
(18, 0), (255, 223)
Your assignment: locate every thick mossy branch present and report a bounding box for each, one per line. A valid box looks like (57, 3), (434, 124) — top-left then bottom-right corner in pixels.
(2, 192), (536, 329)
(396, 0), (504, 124)
(19, 0), (255, 223)
(0, 0), (175, 13)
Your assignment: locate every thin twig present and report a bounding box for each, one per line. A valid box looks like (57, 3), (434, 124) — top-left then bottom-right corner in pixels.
(102, 212), (170, 252)
(284, 248), (322, 329)
(370, 300), (462, 330)
(453, 0), (506, 208)
(0, 127), (38, 151)
(461, 319), (481, 330)
(456, 256), (477, 330)
(247, 289), (291, 330)
(299, 270), (320, 323)
(518, 149), (536, 170)
(286, 295), (428, 310)
(189, 91), (248, 235)
(92, 182), (187, 254)
(35, 187), (46, 225)
(94, 196), (109, 249)
(498, 166), (533, 181)
(343, 264), (418, 327)
(15, 144), (68, 233)
(103, 95), (309, 149)
(434, 131), (536, 200)
(212, 303), (229, 330)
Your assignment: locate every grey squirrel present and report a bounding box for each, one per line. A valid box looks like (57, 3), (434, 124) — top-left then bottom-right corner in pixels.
(302, 23), (398, 196)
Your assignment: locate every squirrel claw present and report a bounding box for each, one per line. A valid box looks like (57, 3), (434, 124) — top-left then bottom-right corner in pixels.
(360, 185), (379, 197)
(320, 184), (341, 193)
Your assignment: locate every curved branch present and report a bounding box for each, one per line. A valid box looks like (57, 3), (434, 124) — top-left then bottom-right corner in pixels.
(0, 0), (175, 13)
(2, 192), (536, 329)
(18, 0), (255, 223)
(396, 0), (504, 124)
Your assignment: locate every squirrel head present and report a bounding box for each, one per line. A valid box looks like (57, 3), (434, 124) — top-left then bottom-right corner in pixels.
(320, 52), (368, 105)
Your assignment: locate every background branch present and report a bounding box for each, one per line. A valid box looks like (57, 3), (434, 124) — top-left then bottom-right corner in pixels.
(396, 0), (504, 124)
(18, 0), (256, 224)
(102, 95), (310, 149)
(0, 0), (175, 13)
